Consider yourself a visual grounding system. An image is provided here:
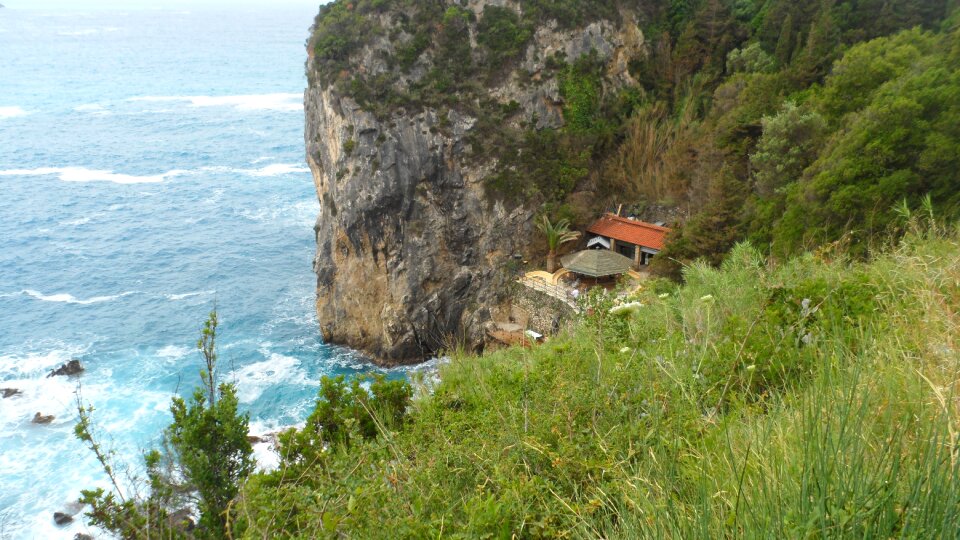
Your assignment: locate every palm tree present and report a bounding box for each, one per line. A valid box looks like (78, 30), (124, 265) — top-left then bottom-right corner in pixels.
(537, 215), (580, 273)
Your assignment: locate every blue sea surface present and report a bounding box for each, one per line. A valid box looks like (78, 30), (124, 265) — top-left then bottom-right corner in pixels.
(0, 6), (412, 538)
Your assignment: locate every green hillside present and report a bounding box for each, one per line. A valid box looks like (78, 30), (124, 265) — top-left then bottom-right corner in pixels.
(238, 219), (960, 538)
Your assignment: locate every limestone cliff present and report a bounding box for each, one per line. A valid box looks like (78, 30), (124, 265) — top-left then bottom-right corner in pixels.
(305, 1), (647, 365)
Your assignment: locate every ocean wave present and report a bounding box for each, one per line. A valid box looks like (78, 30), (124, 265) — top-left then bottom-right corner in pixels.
(0, 166), (188, 184)
(60, 215), (93, 226)
(0, 106), (29, 119)
(247, 163), (310, 177)
(0, 163), (306, 185)
(73, 103), (110, 115)
(128, 93), (303, 112)
(232, 353), (309, 404)
(199, 163), (309, 178)
(238, 199), (319, 225)
(165, 290), (215, 301)
(156, 345), (192, 360)
(22, 289), (135, 305)
(0, 345), (89, 379)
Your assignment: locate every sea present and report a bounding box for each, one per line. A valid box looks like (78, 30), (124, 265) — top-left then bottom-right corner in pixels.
(0, 5), (423, 538)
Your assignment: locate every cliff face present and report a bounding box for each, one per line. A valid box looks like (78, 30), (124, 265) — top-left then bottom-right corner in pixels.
(305, 1), (645, 365)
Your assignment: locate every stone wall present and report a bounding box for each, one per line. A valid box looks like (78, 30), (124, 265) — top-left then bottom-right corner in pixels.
(510, 286), (576, 336)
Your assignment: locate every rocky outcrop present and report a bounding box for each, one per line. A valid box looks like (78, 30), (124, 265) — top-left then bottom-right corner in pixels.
(33, 412), (55, 425)
(306, 1), (646, 365)
(2, 388), (22, 398)
(47, 359), (83, 378)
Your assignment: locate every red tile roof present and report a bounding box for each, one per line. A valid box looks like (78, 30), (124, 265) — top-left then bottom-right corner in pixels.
(586, 214), (671, 250)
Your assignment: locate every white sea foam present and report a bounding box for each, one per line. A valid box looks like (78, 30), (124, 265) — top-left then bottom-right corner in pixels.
(156, 345), (192, 360)
(232, 353), (308, 404)
(0, 345), (87, 379)
(247, 420), (295, 473)
(129, 93), (303, 112)
(0, 364), (171, 540)
(247, 163), (310, 177)
(73, 103), (110, 116)
(165, 290), (214, 301)
(0, 166), (188, 184)
(60, 214), (100, 226)
(200, 163), (309, 178)
(0, 106), (28, 119)
(238, 199), (319, 226)
(22, 289), (135, 305)
(251, 156), (274, 164)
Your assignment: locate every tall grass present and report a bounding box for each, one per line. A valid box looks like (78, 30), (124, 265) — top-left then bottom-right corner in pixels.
(236, 230), (960, 538)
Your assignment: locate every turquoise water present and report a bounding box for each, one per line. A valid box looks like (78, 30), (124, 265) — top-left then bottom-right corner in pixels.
(0, 6), (415, 537)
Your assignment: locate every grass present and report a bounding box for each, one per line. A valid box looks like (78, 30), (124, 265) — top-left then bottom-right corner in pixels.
(235, 227), (960, 538)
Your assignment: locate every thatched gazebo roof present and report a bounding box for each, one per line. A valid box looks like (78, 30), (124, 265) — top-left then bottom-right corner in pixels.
(561, 250), (634, 278)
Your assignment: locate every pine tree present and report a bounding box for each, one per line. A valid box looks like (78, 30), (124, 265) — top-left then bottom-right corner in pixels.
(774, 13), (795, 65)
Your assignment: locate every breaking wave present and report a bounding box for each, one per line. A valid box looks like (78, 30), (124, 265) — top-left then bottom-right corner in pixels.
(22, 290), (136, 305)
(199, 163), (310, 177)
(0, 167), (188, 184)
(0, 106), (29, 119)
(128, 93), (302, 112)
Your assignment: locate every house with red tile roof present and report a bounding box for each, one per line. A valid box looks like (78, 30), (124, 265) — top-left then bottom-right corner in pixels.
(585, 213), (671, 268)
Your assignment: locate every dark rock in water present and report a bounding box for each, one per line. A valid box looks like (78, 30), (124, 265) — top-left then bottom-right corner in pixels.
(1, 388), (22, 398)
(33, 412), (55, 424)
(53, 512), (73, 526)
(74, 535), (94, 540)
(247, 434), (264, 444)
(48, 359), (84, 378)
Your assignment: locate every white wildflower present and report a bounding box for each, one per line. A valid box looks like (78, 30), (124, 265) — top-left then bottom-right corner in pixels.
(700, 294), (714, 302)
(658, 293), (670, 299)
(619, 347), (631, 354)
(746, 365), (756, 372)
(609, 301), (645, 315)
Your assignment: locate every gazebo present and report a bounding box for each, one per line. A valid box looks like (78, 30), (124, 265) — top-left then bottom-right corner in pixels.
(561, 250), (634, 280)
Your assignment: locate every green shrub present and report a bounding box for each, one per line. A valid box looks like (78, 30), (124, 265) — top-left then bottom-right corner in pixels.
(477, 6), (533, 69)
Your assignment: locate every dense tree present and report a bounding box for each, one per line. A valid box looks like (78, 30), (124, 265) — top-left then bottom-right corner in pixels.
(774, 51), (960, 255)
(750, 102), (827, 198)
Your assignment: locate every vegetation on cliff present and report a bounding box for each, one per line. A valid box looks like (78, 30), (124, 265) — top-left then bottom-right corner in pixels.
(75, 312), (254, 539)
(309, 0), (958, 278)
(236, 217), (960, 537)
